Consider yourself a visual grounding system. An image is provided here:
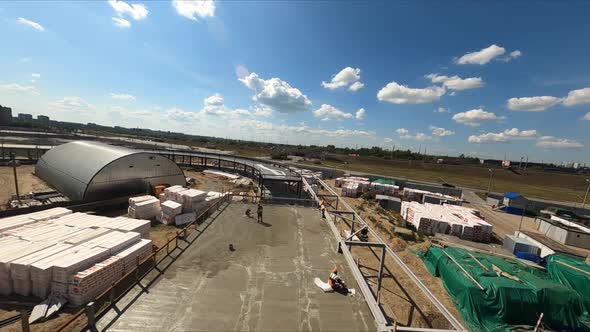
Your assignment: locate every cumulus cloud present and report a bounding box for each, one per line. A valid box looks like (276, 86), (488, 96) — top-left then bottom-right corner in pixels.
(238, 120), (375, 140)
(507, 96), (562, 112)
(355, 108), (366, 120)
(396, 128), (409, 136)
(201, 93), (251, 119)
(235, 64), (250, 79)
(468, 128), (537, 143)
(31, 73), (41, 79)
(108, 0), (148, 27)
(239, 72), (312, 113)
(322, 67), (364, 92)
(172, 0), (215, 20)
(17, 17), (44, 31)
(426, 74), (483, 91)
(166, 107), (198, 121)
(49, 96), (94, 112)
(455, 44), (506, 65)
(537, 136), (583, 149)
(0, 83), (37, 93)
(253, 106), (273, 118)
(112, 17), (131, 28)
(583, 112), (590, 121)
(377, 81), (445, 104)
(452, 108), (504, 127)
(110, 92), (135, 100)
(313, 104), (353, 121)
(435, 107), (449, 113)
(501, 50), (522, 62)
(562, 87), (590, 106)
(430, 126), (455, 137)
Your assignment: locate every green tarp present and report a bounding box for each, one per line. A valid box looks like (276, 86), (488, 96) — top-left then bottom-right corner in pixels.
(372, 178), (396, 185)
(421, 247), (590, 331)
(546, 254), (590, 318)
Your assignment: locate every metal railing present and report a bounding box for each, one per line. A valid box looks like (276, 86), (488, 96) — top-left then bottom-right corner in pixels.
(303, 177), (467, 332)
(54, 194), (231, 332)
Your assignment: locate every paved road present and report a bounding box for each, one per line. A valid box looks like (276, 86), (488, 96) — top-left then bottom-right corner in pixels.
(100, 203), (374, 332)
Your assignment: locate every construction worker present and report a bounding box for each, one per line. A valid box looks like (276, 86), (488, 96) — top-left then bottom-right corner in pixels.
(321, 204), (327, 219)
(257, 203), (263, 223)
(328, 267), (349, 293)
(245, 208), (252, 218)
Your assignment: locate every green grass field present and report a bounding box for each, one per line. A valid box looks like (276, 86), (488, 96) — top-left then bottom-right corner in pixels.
(299, 157), (588, 204)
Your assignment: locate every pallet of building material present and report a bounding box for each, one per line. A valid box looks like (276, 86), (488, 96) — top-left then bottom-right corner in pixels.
(128, 195), (155, 206)
(51, 246), (111, 284)
(28, 208), (73, 221)
(114, 239), (153, 274)
(129, 196), (161, 220)
(181, 189), (207, 211)
(81, 231), (141, 255)
(0, 215), (38, 233)
(68, 256), (124, 306)
(161, 200), (183, 216)
(164, 186), (188, 203)
(10, 243), (73, 296)
(61, 228), (113, 245)
(106, 217), (151, 239)
(0, 241), (56, 295)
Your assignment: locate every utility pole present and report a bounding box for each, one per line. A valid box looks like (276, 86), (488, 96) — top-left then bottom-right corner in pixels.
(582, 179), (590, 209)
(10, 152), (21, 205)
(486, 168), (493, 198)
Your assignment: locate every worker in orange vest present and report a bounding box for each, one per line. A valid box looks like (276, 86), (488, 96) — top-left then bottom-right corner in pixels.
(328, 267), (348, 293)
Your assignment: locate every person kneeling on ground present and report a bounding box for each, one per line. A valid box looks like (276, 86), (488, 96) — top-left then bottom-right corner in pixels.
(328, 267), (349, 294)
(245, 208), (252, 218)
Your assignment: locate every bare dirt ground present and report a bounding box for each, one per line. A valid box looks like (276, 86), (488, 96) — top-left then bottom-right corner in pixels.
(0, 165), (51, 210)
(319, 180), (462, 329)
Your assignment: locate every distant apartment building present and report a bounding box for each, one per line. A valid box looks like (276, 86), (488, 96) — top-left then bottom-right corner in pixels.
(0, 105), (12, 126)
(37, 115), (50, 125)
(17, 113), (33, 124)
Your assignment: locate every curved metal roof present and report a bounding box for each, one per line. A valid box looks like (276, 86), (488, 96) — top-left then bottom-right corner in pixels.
(38, 141), (137, 185)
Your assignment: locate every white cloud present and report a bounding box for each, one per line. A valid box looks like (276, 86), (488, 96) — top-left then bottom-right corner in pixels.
(507, 96), (561, 112)
(434, 107), (449, 113)
(31, 73), (41, 79)
(253, 106), (273, 118)
(429, 126), (455, 137)
(238, 120), (375, 142)
(166, 107), (199, 121)
(468, 128), (537, 143)
(502, 50), (522, 62)
(322, 67), (363, 91)
(20, 57), (32, 63)
(172, 0), (215, 20)
(0, 83), (37, 93)
(455, 44), (506, 65)
(110, 92), (135, 101)
(235, 64), (250, 79)
(17, 17), (44, 31)
(562, 87), (590, 106)
(349, 81), (364, 92)
(112, 17), (131, 28)
(108, 0), (148, 20)
(384, 138), (394, 143)
(426, 74), (483, 91)
(313, 104), (353, 121)
(377, 81), (445, 104)
(48, 96), (94, 112)
(583, 112), (590, 121)
(355, 108), (366, 120)
(201, 94), (251, 119)
(396, 128), (409, 136)
(537, 136), (583, 149)
(452, 108), (504, 127)
(204, 93), (223, 106)
(239, 72), (312, 113)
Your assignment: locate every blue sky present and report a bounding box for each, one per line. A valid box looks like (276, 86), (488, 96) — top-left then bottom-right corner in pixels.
(1, 1), (590, 163)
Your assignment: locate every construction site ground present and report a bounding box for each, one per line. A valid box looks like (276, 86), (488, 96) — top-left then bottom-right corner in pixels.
(98, 203), (374, 332)
(319, 179), (462, 329)
(0, 165), (51, 210)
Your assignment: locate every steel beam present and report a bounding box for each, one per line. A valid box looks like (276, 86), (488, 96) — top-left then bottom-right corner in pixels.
(344, 240), (385, 249)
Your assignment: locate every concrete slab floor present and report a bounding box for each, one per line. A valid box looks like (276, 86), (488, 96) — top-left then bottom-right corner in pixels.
(102, 203), (375, 332)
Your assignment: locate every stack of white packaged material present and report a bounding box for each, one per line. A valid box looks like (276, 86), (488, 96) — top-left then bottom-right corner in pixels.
(401, 201), (493, 242)
(164, 185), (188, 203)
(103, 217), (150, 239)
(0, 207), (72, 233)
(114, 239), (153, 274)
(371, 183), (400, 196)
(180, 189), (207, 211)
(159, 200), (183, 225)
(342, 182), (360, 197)
(68, 256), (123, 305)
(128, 195), (161, 220)
(81, 231), (141, 255)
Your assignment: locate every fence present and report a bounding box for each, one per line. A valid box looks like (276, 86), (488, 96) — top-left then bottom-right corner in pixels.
(53, 194), (231, 332)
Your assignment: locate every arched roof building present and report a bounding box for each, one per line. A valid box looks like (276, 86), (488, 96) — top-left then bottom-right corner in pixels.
(35, 141), (185, 201)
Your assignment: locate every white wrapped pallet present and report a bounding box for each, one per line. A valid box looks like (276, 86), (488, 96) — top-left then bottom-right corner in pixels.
(161, 200), (182, 216)
(0, 215), (38, 233)
(28, 208), (73, 221)
(0, 241), (54, 295)
(61, 228), (113, 245)
(81, 231), (141, 255)
(128, 195), (154, 206)
(180, 189), (207, 211)
(131, 197), (161, 220)
(68, 256), (124, 306)
(52, 246), (110, 284)
(114, 239), (153, 274)
(175, 212), (196, 226)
